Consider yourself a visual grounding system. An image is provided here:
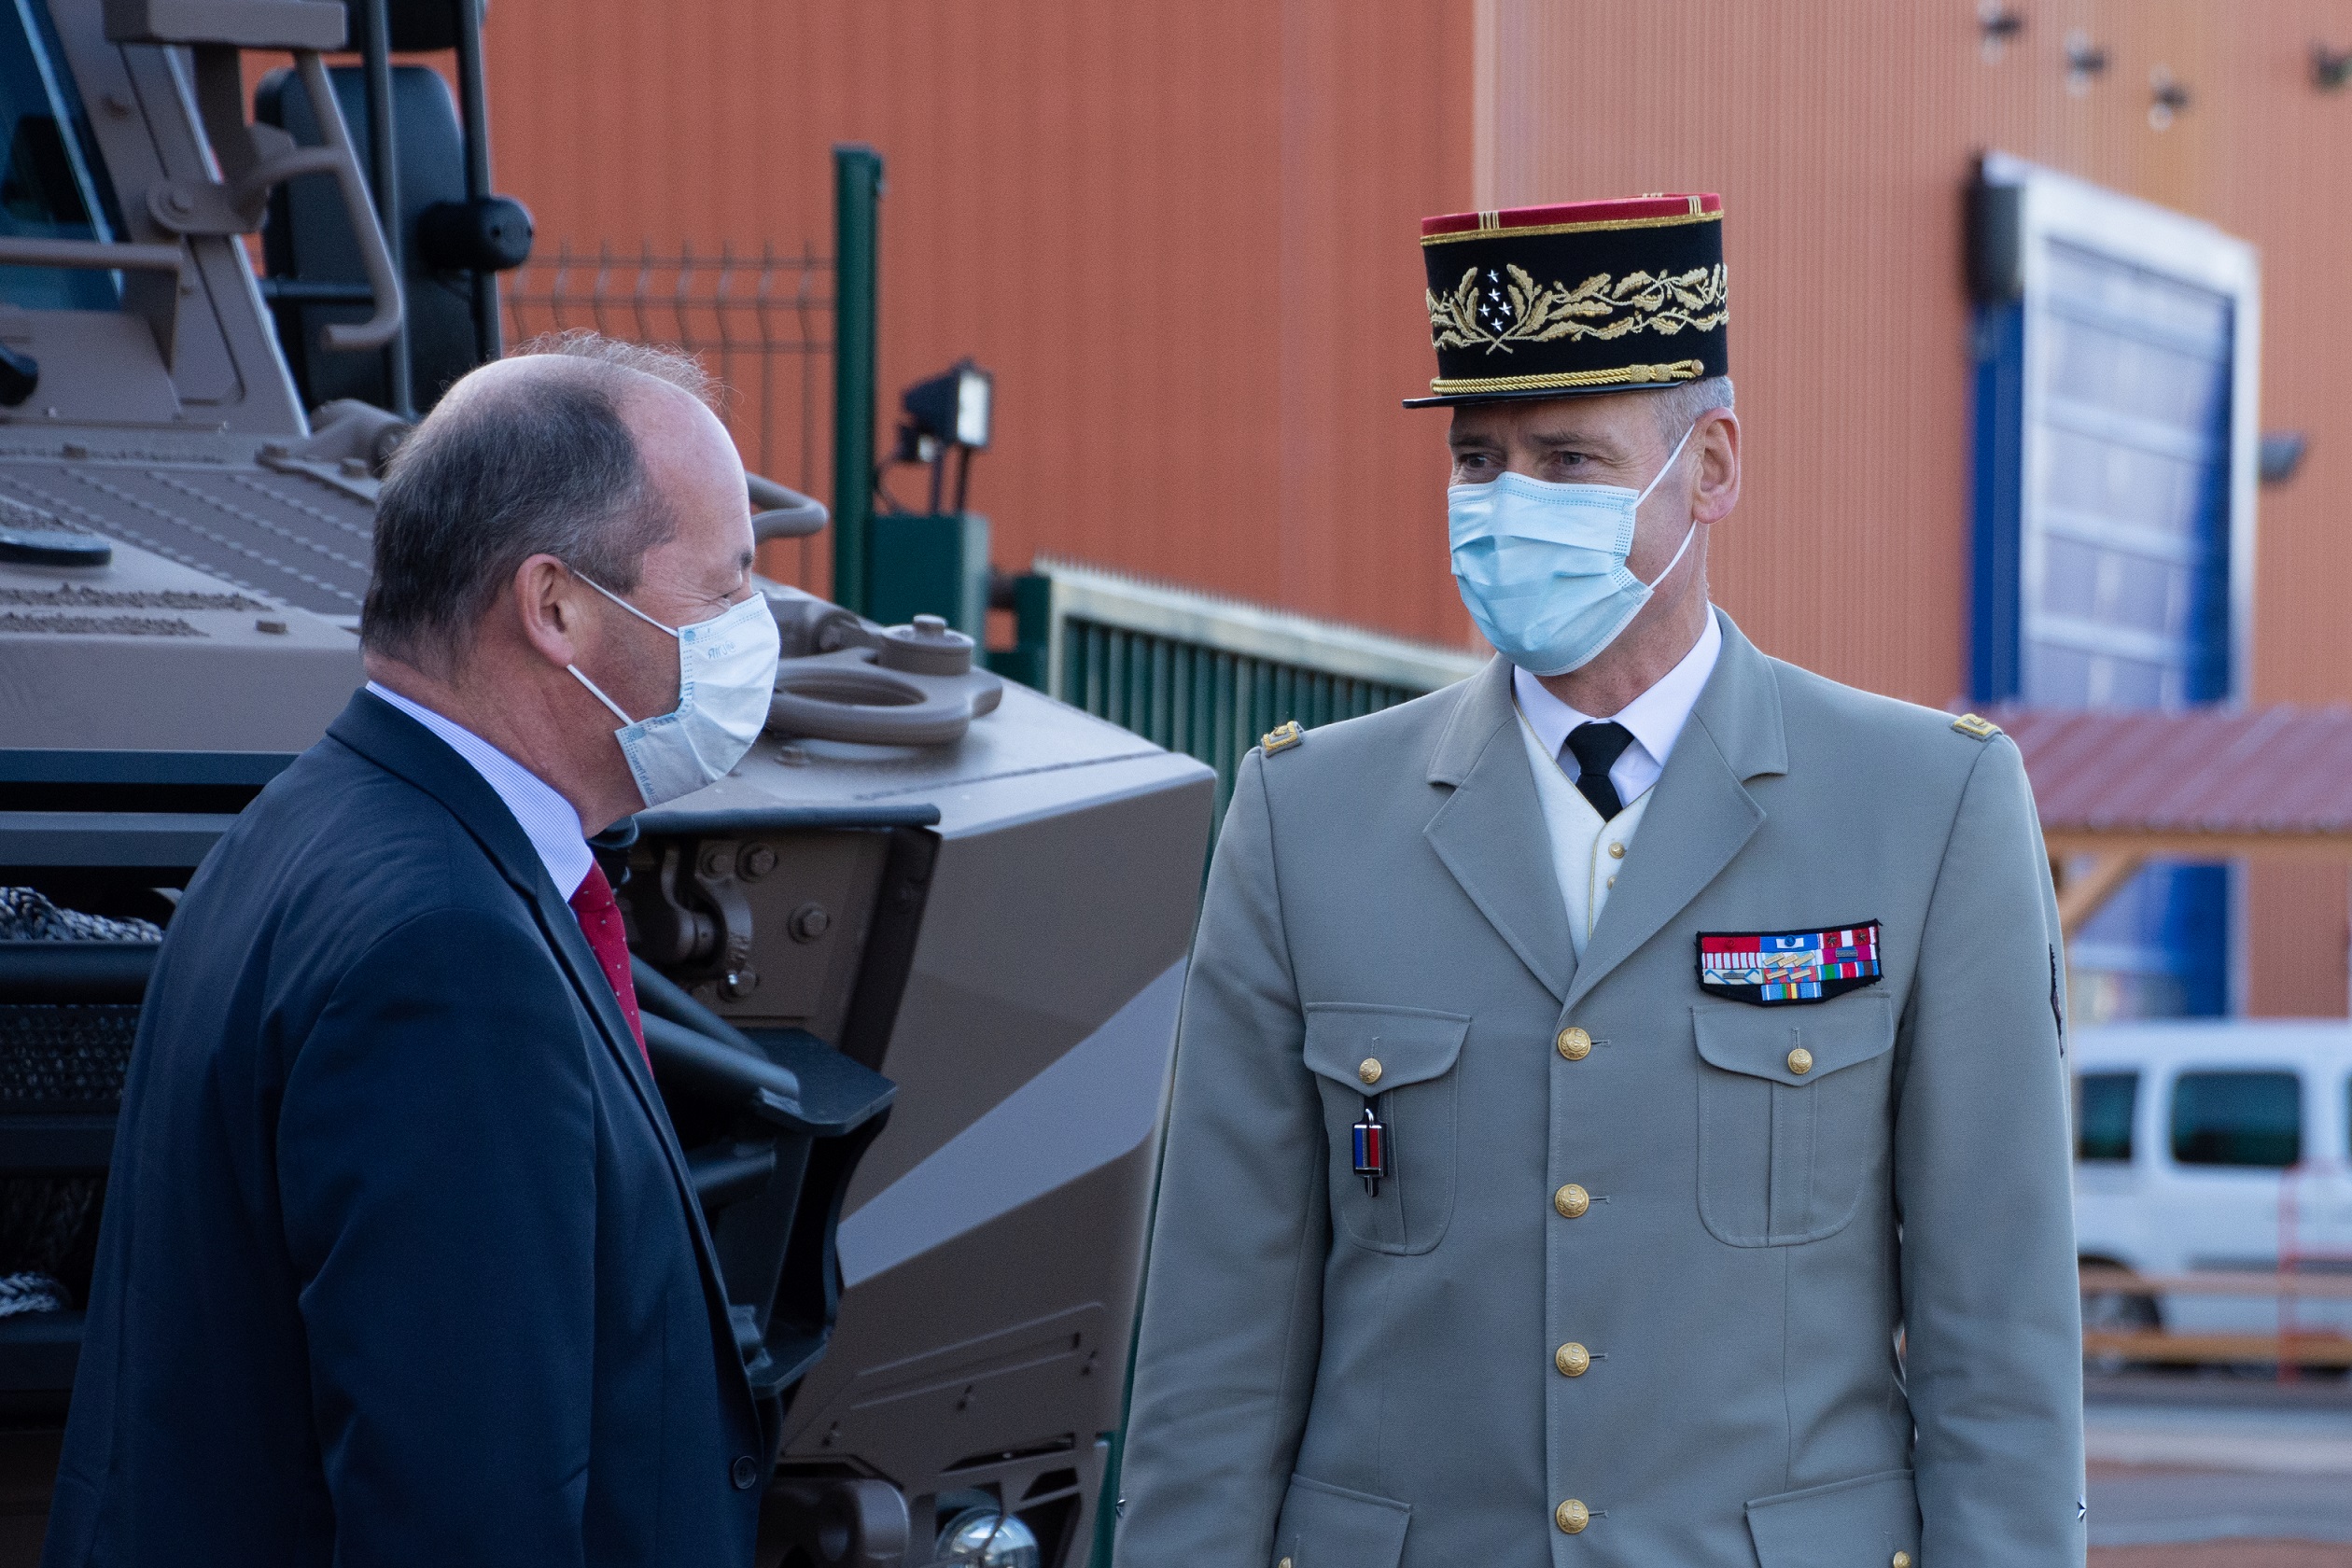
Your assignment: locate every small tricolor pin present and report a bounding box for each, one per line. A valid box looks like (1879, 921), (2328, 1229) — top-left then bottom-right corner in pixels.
(1352, 1103), (1389, 1195)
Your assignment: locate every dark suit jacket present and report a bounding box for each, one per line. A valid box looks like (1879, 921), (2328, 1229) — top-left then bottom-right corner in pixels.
(43, 691), (764, 1568)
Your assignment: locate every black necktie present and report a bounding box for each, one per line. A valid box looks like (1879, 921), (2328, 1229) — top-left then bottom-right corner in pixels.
(1563, 721), (1635, 819)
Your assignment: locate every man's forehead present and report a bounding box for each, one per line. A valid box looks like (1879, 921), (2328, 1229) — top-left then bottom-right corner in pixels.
(1448, 399), (1648, 447)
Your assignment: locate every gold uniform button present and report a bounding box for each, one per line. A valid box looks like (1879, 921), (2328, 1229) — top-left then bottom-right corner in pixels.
(1358, 1057), (1382, 1085)
(1556, 1026), (1591, 1060)
(1787, 1046), (1813, 1075)
(1555, 1499), (1589, 1533)
(1554, 1341), (1590, 1376)
(1607, 842), (1625, 859)
(1891, 1555), (1911, 1568)
(1279, 1560), (1294, 1568)
(1553, 1183), (1590, 1218)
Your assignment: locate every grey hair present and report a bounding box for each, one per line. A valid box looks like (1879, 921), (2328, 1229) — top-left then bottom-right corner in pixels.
(1651, 374), (1735, 444)
(359, 332), (715, 674)
(510, 329), (718, 408)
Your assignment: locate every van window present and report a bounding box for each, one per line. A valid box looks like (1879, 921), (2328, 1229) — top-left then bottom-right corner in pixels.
(2075, 1072), (2137, 1162)
(2171, 1071), (2302, 1168)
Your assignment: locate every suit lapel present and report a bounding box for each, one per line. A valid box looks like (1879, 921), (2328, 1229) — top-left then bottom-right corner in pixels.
(525, 881), (674, 1129)
(1562, 610), (1788, 1014)
(516, 886), (766, 1416)
(329, 693), (658, 1100)
(1424, 657), (1577, 1003)
(326, 693), (756, 1402)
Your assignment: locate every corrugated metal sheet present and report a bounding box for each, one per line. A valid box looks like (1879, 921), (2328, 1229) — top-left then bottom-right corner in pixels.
(0, 454), (375, 618)
(477, 0), (1475, 637)
(2000, 707), (2352, 833)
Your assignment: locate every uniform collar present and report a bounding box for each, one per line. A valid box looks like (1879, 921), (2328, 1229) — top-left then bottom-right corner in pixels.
(1420, 607), (1785, 1007)
(1509, 609), (1722, 775)
(1684, 609), (1789, 783)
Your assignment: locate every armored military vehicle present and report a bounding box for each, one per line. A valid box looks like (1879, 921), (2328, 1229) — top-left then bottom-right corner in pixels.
(0, 3), (1211, 1563)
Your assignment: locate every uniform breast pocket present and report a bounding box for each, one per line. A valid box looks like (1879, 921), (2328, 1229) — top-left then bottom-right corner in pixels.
(1302, 1004), (1469, 1255)
(1693, 993), (1896, 1247)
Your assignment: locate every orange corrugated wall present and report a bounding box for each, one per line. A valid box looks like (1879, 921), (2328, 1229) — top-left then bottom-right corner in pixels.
(480, 0), (1476, 645)
(477, 1), (2351, 1015)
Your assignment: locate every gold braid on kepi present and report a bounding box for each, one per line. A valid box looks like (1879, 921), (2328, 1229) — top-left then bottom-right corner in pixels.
(1407, 194), (1727, 408)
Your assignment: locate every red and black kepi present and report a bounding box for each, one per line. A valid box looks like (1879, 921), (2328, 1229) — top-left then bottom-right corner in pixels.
(1408, 193), (1728, 408)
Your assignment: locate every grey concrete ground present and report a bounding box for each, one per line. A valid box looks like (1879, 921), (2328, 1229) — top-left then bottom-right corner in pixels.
(2087, 1374), (2352, 1550)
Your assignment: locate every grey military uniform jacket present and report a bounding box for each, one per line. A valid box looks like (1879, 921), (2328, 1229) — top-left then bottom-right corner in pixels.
(1117, 610), (2083, 1568)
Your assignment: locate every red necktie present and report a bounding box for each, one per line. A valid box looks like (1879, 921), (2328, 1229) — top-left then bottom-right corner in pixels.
(569, 862), (650, 1068)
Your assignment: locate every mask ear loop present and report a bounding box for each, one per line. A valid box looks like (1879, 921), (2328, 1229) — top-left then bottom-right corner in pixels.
(568, 663), (637, 726)
(565, 567), (679, 726)
(1635, 419), (1704, 591)
(574, 568), (684, 637)
(1634, 420), (1699, 506)
(1643, 517), (1701, 592)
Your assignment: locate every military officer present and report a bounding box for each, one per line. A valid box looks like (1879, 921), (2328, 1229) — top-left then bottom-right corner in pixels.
(1115, 194), (2083, 1568)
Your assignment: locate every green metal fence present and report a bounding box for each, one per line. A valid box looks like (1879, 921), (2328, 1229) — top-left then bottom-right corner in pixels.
(1005, 559), (1486, 831)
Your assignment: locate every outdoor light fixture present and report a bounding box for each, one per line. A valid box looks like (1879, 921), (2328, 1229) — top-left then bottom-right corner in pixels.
(892, 358), (994, 513)
(2064, 30), (2108, 95)
(2315, 43), (2352, 92)
(1977, 0), (2023, 63)
(2260, 431), (2309, 486)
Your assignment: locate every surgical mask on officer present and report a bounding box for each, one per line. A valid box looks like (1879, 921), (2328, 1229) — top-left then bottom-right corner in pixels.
(1447, 421), (1698, 677)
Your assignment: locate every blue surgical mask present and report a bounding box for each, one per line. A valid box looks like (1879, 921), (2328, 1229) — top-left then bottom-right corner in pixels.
(1447, 423), (1699, 677)
(566, 573), (782, 807)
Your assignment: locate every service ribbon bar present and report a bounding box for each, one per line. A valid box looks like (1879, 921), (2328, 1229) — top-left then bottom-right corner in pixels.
(1698, 920), (1883, 1005)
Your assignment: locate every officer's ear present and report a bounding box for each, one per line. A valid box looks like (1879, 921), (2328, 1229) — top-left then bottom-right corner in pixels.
(1691, 410), (1741, 525)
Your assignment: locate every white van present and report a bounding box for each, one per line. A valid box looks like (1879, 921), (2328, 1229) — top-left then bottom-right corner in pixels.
(2071, 1019), (2352, 1344)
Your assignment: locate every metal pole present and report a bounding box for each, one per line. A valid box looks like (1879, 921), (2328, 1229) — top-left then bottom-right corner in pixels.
(357, 0), (413, 415)
(832, 145), (882, 615)
(452, 0), (501, 362)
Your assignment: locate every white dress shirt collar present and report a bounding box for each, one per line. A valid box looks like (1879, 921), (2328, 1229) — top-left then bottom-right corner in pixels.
(1511, 607), (1723, 806)
(366, 681), (596, 900)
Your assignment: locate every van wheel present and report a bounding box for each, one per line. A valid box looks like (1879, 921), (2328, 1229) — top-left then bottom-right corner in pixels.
(2081, 1268), (2160, 1375)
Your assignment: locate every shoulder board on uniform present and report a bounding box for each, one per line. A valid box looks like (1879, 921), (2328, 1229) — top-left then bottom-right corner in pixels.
(1951, 712), (2002, 741)
(1262, 720), (1304, 756)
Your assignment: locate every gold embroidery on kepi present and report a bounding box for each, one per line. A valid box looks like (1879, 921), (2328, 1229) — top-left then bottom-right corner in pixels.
(1407, 194), (1727, 408)
(1262, 720), (1304, 755)
(1951, 713), (2002, 741)
(1429, 265), (1727, 356)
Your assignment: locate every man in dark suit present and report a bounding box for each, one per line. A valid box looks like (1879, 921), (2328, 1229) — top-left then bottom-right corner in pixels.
(44, 334), (781, 1566)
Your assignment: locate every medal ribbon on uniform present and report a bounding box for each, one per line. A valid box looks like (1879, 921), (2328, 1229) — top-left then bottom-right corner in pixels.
(1697, 919), (1883, 1005)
